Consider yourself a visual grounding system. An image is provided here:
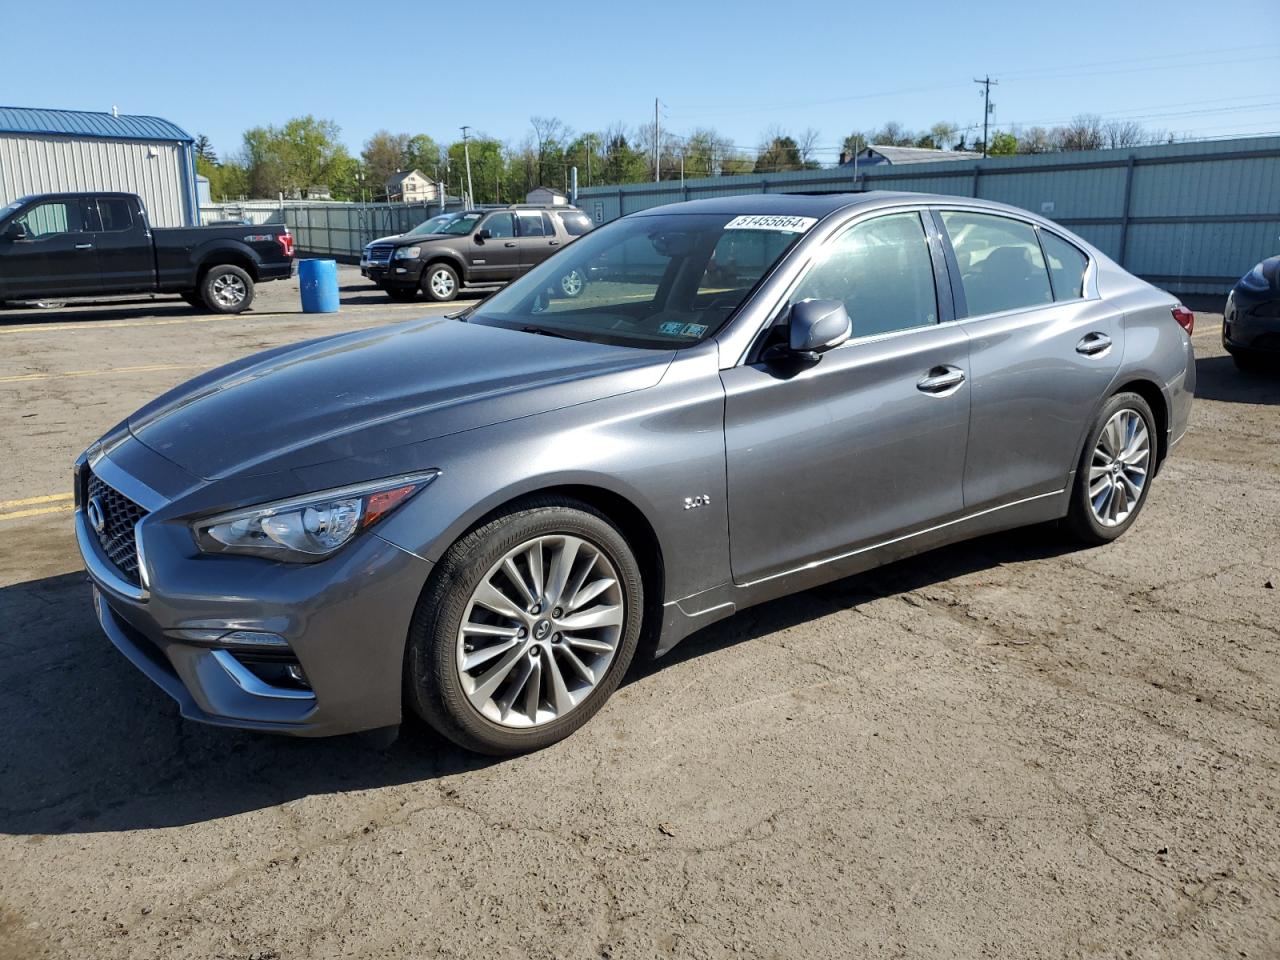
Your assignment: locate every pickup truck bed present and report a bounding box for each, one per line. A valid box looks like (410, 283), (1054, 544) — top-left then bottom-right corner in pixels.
(0, 192), (294, 313)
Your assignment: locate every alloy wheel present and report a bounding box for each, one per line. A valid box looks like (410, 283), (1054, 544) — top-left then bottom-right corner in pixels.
(211, 274), (247, 307)
(429, 269), (455, 298)
(456, 534), (624, 728)
(560, 270), (584, 297)
(1088, 409), (1150, 527)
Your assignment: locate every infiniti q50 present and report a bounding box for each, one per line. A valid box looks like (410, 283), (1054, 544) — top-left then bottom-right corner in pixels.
(75, 193), (1195, 754)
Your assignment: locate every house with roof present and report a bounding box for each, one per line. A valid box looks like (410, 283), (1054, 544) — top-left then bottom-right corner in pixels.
(384, 169), (437, 203)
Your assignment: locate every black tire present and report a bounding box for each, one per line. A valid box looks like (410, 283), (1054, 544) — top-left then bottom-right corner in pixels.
(558, 267), (586, 298)
(199, 264), (254, 314)
(421, 262), (460, 303)
(385, 287), (418, 302)
(405, 497), (644, 755)
(1065, 391), (1157, 545)
(1230, 349), (1272, 374)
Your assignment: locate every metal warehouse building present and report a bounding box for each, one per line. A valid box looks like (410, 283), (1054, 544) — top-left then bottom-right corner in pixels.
(0, 106), (199, 227)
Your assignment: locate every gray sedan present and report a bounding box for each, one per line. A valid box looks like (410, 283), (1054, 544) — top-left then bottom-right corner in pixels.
(75, 192), (1195, 754)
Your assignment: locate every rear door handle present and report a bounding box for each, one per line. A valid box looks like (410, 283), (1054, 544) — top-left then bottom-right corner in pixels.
(1076, 332), (1112, 357)
(917, 365), (966, 396)
(74, 242), (94, 250)
(548, 240), (560, 246)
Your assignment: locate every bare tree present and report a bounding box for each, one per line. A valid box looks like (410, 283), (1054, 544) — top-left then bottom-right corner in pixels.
(1102, 119), (1145, 149)
(1053, 115), (1105, 152)
(796, 127), (822, 167)
(930, 122), (958, 150)
(1017, 127), (1054, 154)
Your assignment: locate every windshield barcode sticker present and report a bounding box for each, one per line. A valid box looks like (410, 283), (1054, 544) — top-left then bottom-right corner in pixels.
(724, 215), (817, 233)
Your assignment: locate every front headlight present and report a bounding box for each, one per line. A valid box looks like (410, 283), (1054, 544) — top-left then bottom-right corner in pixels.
(192, 471), (438, 562)
(1241, 261), (1267, 289)
(393, 246), (421, 260)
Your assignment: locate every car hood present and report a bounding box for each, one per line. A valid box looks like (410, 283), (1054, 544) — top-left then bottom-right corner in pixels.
(128, 317), (674, 480)
(368, 232), (452, 247)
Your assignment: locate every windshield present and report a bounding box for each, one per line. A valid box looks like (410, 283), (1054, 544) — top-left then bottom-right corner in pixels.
(407, 213), (460, 236)
(0, 199), (27, 221)
(438, 212), (482, 235)
(468, 212), (812, 348)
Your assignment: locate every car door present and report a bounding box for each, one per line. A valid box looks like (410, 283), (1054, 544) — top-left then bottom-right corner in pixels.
(721, 209), (972, 586)
(937, 209), (1121, 508)
(513, 210), (561, 274)
(88, 195), (155, 293)
(468, 211), (520, 281)
(0, 197), (99, 299)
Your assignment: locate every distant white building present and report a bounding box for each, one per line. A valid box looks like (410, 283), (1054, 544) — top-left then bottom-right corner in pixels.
(385, 169), (437, 202)
(526, 185), (568, 206)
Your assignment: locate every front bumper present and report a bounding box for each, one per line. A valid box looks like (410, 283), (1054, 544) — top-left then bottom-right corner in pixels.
(359, 259), (422, 287)
(1224, 290), (1280, 354)
(76, 466), (433, 738)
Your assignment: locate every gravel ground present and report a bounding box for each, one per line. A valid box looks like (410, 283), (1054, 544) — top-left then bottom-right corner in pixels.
(0, 280), (1276, 960)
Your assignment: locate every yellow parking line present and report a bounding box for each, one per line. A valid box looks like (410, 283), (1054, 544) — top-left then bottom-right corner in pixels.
(0, 492), (72, 509)
(0, 363), (206, 384)
(0, 503), (74, 522)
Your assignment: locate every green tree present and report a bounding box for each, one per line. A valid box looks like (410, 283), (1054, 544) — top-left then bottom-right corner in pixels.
(361, 130), (411, 195)
(194, 134), (217, 165)
(405, 134), (443, 181)
(241, 116), (351, 198)
(754, 132), (803, 173)
(446, 135), (504, 204)
(988, 131), (1018, 156)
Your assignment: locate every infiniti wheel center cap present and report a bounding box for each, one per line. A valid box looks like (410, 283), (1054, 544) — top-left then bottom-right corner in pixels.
(532, 619), (552, 641)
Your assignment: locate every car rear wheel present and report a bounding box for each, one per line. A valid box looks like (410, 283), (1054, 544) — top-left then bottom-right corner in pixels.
(405, 498), (643, 755)
(200, 264), (254, 314)
(1065, 392), (1157, 545)
(421, 263), (459, 302)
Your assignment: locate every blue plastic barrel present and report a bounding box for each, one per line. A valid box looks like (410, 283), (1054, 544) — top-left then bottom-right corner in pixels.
(298, 259), (339, 313)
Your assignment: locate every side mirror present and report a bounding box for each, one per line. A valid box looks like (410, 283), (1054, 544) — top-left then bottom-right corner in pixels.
(788, 299), (852, 359)
(474, 228), (491, 243)
(2, 221), (27, 242)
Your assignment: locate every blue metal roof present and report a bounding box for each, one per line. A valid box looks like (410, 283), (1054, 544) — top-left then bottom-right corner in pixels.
(0, 106), (193, 143)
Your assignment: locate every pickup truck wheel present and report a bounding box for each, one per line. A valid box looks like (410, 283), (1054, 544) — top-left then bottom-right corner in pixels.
(201, 264), (254, 314)
(422, 263), (459, 303)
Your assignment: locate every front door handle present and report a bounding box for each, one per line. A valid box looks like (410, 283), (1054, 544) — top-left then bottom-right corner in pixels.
(74, 242), (94, 250)
(504, 241), (517, 247)
(548, 240), (560, 246)
(1076, 332), (1112, 357)
(917, 365), (966, 396)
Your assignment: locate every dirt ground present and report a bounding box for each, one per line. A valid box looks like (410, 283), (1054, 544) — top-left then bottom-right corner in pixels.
(0, 274), (1276, 960)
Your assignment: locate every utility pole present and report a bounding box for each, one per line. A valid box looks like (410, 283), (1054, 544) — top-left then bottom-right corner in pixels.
(460, 125), (475, 207)
(654, 97), (660, 182)
(974, 75), (997, 158)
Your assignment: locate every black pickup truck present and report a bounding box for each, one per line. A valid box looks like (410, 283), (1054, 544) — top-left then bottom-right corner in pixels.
(0, 192), (294, 313)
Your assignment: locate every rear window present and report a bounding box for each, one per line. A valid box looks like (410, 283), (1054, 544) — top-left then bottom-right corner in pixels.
(558, 211), (594, 236)
(942, 211), (1053, 316)
(516, 211), (549, 237)
(96, 197), (134, 232)
(1040, 230), (1089, 301)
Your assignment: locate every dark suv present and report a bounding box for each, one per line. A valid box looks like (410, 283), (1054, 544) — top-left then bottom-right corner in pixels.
(361, 204), (594, 303)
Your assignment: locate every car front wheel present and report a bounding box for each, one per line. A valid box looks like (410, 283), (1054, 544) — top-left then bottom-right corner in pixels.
(1065, 391), (1157, 544)
(559, 268), (585, 298)
(421, 263), (459, 302)
(406, 498), (643, 755)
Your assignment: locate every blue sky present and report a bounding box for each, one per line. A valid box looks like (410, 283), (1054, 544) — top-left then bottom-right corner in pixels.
(5, 0), (1278, 161)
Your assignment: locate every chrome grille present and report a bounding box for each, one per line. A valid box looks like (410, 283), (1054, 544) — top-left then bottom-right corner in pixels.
(86, 471), (147, 585)
(366, 243), (394, 265)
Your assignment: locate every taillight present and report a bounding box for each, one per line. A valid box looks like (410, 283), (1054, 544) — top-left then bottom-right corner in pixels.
(1171, 305), (1194, 336)
(277, 231), (294, 258)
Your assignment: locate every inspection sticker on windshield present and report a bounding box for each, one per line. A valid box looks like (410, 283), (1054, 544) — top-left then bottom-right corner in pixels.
(660, 321), (708, 338)
(724, 214), (817, 233)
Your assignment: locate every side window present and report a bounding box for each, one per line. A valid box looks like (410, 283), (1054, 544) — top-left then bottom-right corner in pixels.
(541, 212), (556, 236)
(941, 211), (1053, 316)
(15, 200), (84, 238)
(558, 212), (594, 237)
(515, 211), (547, 237)
(483, 212), (514, 238)
(95, 197), (134, 232)
(789, 211), (938, 338)
(1039, 230), (1089, 301)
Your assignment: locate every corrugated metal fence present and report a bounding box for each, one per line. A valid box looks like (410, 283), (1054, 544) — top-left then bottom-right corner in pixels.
(199, 199), (466, 260)
(575, 135), (1280, 295)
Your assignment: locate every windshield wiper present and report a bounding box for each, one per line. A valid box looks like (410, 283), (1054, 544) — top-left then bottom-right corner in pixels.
(520, 325), (573, 340)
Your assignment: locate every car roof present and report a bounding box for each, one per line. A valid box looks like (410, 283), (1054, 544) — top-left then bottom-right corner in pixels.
(630, 190), (1049, 223)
